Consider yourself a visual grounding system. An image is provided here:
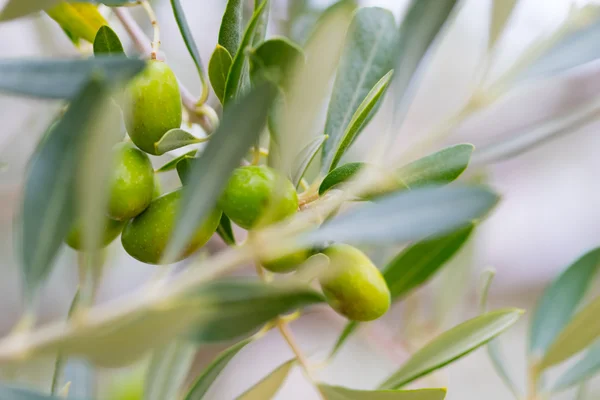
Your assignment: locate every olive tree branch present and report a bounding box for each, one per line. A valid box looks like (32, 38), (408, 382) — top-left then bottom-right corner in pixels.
(137, 0), (160, 60)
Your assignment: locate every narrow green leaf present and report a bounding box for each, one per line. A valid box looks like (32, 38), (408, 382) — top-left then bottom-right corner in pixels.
(184, 338), (253, 400)
(249, 37), (304, 87)
(392, 0), (458, 126)
(162, 83), (275, 264)
(328, 321), (358, 359)
(384, 224), (475, 300)
(155, 150), (197, 173)
(154, 128), (206, 155)
(319, 385), (447, 400)
(189, 281), (324, 342)
(208, 45), (233, 104)
(170, 0), (206, 88)
(291, 135), (327, 188)
(252, 0), (270, 45)
(319, 162), (364, 195)
(327, 70), (393, 171)
(489, 0), (518, 50)
(176, 156), (193, 185)
(529, 248), (600, 358)
(397, 144), (474, 188)
(144, 340), (197, 400)
(301, 185), (498, 248)
(218, 0), (243, 57)
(540, 295), (600, 369)
(379, 309), (523, 389)
(223, 0), (268, 104)
(217, 214), (236, 246)
(93, 25), (124, 55)
(19, 78), (111, 299)
(322, 7), (397, 171)
(0, 384), (73, 400)
(237, 359), (294, 400)
(0, 57), (145, 99)
(0, 0), (135, 21)
(553, 341), (600, 392)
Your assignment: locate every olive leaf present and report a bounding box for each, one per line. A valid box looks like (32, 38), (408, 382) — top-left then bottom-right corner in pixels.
(252, 0), (270, 45)
(489, 0), (518, 50)
(553, 340), (600, 392)
(249, 37), (304, 87)
(209, 45), (233, 104)
(291, 135), (327, 188)
(184, 338), (253, 400)
(237, 359), (295, 400)
(93, 25), (124, 55)
(321, 7), (397, 172)
(301, 185), (498, 248)
(46, 2), (107, 43)
(319, 162), (364, 195)
(162, 83), (275, 264)
(144, 340), (197, 400)
(176, 156), (193, 184)
(217, 214), (236, 246)
(154, 128), (207, 155)
(327, 70), (394, 171)
(223, 0), (268, 104)
(318, 385), (447, 400)
(0, 0), (135, 21)
(156, 150), (197, 173)
(0, 57), (145, 99)
(529, 247), (600, 359)
(379, 309), (523, 389)
(218, 0), (243, 57)
(540, 294), (600, 370)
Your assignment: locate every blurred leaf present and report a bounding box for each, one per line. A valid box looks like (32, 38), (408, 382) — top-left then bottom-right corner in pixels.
(154, 129), (206, 155)
(170, 0), (206, 90)
(540, 295), (600, 369)
(397, 144), (474, 188)
(379, 309), (523, 389)
(184, 338), (252, 400)
(51, 290), (81, 395)
(319, 162), (364, 195)
(301, 185), (498, 247)
(237, 359), (294, 400)
(189, 281), (324, 342)
(209, 45), (233, 104)
(176, 156), (193, 184)
(291, 135), (327, 188)
(553, 341), (600, 392)
(250, 37), (304, 87)
(327, 69), (394, 171)
(156, 150), (197, 173)
(319, 385), (447, 400)
(162, 83), (275, 264)
(489, 0), (518, 50)
(328, 321), (358, 359)
(93, 25), (124, 55)
(0, 384), (73, 399)
(223, 0), (268, 104)
(217, 214), (236, 245)
(392, 0), (458, 126)
(144, 340), (197, 400)
(19, 78), (111, 300)
(479, 270), (522, 399)
(218, 0), (243, 57)
(46, 2), (107, 43)
(322, 7), (397, 171)
(252, 0), (270, 45)
(0, 57), (145, 99)
(529, 248), (600, 358)
(518, 8), (600, 81)
(0, 0), (134, 21)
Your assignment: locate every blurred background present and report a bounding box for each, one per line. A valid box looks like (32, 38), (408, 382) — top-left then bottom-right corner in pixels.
(1, 0), (600, 398)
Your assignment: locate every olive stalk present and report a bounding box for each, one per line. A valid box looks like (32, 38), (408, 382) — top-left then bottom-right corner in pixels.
(138, 1), (160, 60)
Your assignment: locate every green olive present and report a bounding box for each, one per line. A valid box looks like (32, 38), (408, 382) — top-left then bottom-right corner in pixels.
(218, 166), (298, 229)
(319, 244), (390, 321)
(121, 189), (221, 264)
(65, 217), (125, 251)
(262, 249), (310, 273)
(124, 60), (182, 155)
(107, 142), (155, 221)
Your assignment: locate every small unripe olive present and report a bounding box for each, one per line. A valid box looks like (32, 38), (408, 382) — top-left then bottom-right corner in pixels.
(124, 60), (182, 155)
(65, 217), (125, 251)
(218, 166), (298, 230)
(107, 142), (155, 221)
(121, 189), (221, 264)
(319, 244), (390, 321)
(262, 249), (310, 273)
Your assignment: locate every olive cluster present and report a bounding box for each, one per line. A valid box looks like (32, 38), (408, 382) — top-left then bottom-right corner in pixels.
(66, 60), (390, 322)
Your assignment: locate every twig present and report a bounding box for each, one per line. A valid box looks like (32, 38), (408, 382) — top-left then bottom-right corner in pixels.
(138, 1), (160, 60)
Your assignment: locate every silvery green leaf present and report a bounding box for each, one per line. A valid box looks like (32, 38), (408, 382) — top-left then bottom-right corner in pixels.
(291, 135), (327, 187)
(154, 129), (206, 155)
(170, 0), (206, 89)
(553, 341), (600, 392)
(236, 360), (295, 400)
(218, 0), (243, 57)
(144, 341), (197, 400)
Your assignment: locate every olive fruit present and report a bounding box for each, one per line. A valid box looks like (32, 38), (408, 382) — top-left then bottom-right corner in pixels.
(319, 244), (390, 321)
(262, 249), (310, 273)
(218, 166), (298, 229)
(124, 60), (182, 155)
(107, 142), (155, 221)
(65, 217), (125, 251)
(121, 189), (221, 264)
